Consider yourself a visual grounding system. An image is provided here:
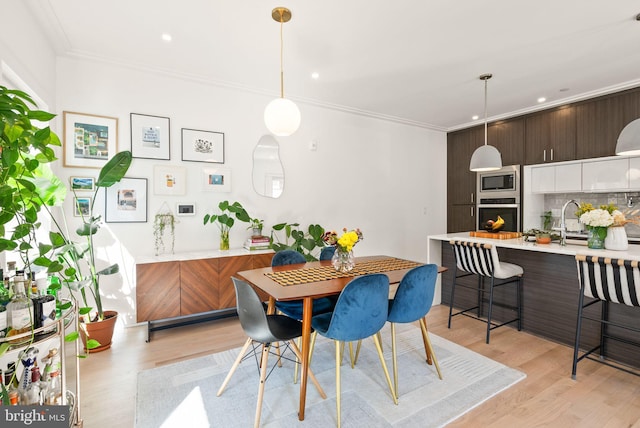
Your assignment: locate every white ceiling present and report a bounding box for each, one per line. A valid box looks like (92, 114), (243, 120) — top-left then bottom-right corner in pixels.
(27, 0), (640, 132)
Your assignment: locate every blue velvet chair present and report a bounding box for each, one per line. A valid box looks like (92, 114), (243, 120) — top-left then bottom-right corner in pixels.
(387, 264), (443, 396)
(272, 250), (335, 319)
(311, 273), (397, 427)
(217, 277), (326, 428)
(319, 246), (336, 261)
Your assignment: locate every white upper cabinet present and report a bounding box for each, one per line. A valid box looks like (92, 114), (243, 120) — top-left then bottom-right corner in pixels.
(629, 157), (640, 190)
(582, 158), (629, 191)
(530, 163), (581, 193)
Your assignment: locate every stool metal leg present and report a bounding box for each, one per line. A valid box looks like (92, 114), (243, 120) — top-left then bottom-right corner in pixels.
(448, 265), (458, 328)
(517, 276), (523, 331)
(486, 276), (496, 344)
(572, 291), (586, 379)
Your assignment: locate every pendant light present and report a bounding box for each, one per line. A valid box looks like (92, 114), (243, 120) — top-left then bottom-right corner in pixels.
(469, 74), (502, 172)
(264, 7), (301, 137)
(615, 118), (640, 156)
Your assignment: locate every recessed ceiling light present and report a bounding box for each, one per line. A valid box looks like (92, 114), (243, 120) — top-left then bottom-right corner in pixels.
(472, 115), (479, 121)
(311, 72), (319, 80)
(161, 33), (172, 42)
(537, 97), (546, 103)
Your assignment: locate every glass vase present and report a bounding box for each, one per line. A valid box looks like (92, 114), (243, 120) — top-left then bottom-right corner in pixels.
(604, 226), (628, 251)
(331, 249), (355, 273)
(220, 230), (230, 251)
(587, 226), (607, 249)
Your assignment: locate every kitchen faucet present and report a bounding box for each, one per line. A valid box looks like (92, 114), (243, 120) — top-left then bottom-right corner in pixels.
(560, 199), (580, 246)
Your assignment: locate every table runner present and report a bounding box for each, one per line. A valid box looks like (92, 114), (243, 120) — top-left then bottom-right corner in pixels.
(265, 257), (422, 285)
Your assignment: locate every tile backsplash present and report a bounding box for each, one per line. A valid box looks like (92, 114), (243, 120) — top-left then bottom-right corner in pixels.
(543, 192), (640, 237)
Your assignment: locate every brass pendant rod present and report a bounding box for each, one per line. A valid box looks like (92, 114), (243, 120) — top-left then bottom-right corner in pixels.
(280, 17), (284, 98)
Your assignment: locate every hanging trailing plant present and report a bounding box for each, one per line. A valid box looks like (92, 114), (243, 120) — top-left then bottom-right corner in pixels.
(153, 213), (176, 255)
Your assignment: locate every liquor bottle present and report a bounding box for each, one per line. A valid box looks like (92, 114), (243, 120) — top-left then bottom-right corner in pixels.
(32, 290), (56, 333)
(43, 349), (61, 405)
(7, 279), (34, 335)
(18, 346), (38, 405)
(0, 304), (6, 338)
(47, 275), (62, 318)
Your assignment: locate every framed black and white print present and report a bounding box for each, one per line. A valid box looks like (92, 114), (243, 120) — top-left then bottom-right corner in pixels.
(105, 177), (148, 223)
(130, 113), (170, 160)
(181, 128), (224, 163)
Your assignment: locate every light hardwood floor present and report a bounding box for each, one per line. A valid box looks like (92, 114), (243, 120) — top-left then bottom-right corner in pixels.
(71, 304), (640, 427)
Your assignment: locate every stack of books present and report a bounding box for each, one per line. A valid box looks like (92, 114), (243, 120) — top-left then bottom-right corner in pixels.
(243, 235), (271, 251)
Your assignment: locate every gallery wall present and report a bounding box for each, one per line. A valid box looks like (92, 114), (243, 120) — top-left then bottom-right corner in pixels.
(0, 5), (447, 327)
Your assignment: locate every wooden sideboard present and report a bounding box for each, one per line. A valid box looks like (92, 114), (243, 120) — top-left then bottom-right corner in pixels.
(136, 251), (273, 340)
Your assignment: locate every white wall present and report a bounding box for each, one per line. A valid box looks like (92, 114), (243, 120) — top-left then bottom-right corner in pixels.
(50, 56), (447, 326)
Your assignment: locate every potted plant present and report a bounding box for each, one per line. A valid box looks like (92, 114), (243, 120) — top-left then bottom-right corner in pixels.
(153, 212), (176, 255)
(247, 218), (264, 237)
(203, 201), (250, 250)
(46, 151), (133, 352)
(270, 222), (326, 261)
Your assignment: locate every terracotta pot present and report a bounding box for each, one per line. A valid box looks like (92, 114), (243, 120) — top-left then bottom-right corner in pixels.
(81, 310), (118, 353)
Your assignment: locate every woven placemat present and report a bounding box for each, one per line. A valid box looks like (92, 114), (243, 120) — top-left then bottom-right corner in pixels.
(265, 257), (422, 286)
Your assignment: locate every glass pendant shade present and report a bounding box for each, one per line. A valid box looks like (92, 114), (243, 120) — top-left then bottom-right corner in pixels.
(470, 144), (503, 172)
(264, 97), (301, 136)
(615, 118), (640, 156)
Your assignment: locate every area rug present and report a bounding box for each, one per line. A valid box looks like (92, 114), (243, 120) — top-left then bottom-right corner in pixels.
(136, 323), (525, 427)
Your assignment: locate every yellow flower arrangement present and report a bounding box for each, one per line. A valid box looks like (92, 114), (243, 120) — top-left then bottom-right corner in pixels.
(322, 228), (363, 253)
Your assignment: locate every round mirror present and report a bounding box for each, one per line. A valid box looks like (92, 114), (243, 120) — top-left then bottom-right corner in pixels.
(252, 134), (284, 198)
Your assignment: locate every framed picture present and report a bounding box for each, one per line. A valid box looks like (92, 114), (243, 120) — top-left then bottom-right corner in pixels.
(181, 128), (224, 163)
(130, 113), (170, 160)
(202, 167), (231, 192)
(73, 197), (91, 217)
(176, 202), (196, 216)
(63, 111), (118, 168)
(153, 165), (186, 195)
(105, 177), (148, 223)
(70, 176), (95, 192)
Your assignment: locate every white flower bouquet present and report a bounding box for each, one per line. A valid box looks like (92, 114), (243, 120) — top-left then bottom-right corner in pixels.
(579, 208), (614, 228)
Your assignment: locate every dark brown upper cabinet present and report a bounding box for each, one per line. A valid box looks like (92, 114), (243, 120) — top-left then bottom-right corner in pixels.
(447, 126), (482, 206)
(487, 118), (525, 166)
(525, 106), (576, 165)
(575, 88), (640, 159)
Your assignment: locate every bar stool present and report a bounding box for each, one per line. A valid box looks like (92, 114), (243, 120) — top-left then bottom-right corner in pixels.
(448, 240), (523, 344)
(572, 255), (640, 379)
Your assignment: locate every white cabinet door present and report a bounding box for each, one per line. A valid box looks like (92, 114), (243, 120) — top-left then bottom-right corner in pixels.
(555, 163), (582, 192)
(530, 165), (555, 193)
(629, 157), (640, 190)
(582, 158), (629, 191)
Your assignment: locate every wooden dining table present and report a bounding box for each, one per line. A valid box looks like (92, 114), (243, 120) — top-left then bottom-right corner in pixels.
(236, 254), (445, 421)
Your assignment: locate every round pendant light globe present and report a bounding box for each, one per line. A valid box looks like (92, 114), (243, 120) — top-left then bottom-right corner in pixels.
(264, 98), (301, 136)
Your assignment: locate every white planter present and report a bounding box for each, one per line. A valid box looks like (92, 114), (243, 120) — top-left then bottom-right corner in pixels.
(605, 226), (628, 251)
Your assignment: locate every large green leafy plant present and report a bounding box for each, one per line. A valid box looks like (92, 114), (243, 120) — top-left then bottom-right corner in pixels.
(48, 151), (132, 322)
(270, 222), (326, 261)
(203, 200), (251, 249)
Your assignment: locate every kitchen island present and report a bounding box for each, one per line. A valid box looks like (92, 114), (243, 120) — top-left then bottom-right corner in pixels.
(428, 232), (640, 369)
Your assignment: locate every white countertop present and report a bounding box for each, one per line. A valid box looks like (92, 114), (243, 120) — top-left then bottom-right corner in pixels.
(136, 248), (274, 264)
(428, 232), (640, 261)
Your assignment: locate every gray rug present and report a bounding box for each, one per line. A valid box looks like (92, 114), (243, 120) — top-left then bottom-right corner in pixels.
(136, 323), (525, 427)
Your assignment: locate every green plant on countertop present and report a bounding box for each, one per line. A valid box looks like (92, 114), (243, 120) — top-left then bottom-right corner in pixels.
(203, 201), (251, 250)
(270, 222), (326, 261)
(542, 211), (552, 231)
(247, 218), (264, 235)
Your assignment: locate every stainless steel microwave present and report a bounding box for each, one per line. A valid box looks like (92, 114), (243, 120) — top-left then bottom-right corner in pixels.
(477, 165), (520, 203)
